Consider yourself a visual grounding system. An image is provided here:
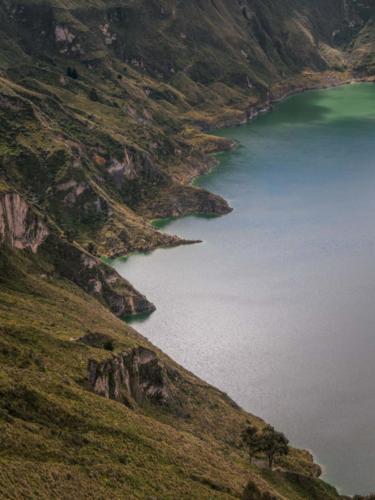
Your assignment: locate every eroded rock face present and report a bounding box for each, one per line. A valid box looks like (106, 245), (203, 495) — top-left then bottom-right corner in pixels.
(78, 252), (156, 317)
(0, 193), (49, 252)
(107, 149), (138, 188)
(42, 234), (155, 317)
(0, 191), (154, 318)
(88, 347), (169, 407)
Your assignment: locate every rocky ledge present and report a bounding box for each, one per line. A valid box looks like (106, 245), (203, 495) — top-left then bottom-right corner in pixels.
(43, 234), (155, 317)
(137, 184), (232, 220)
(88, 347), (170, 408)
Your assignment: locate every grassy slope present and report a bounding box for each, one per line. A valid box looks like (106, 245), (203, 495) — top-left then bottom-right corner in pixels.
(0, 247), (342, 499)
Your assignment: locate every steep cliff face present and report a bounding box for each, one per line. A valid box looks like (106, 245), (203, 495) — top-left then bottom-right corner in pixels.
(88, 347), (169, 407)
(0, 192), (49, 252)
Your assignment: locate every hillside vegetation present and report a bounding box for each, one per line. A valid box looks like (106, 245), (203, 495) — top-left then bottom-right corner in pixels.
(1, 1), (375, 498)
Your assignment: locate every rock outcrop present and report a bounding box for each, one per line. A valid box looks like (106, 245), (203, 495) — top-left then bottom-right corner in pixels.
(43, 234), (155, 317)
(0, 190), (155, 317)
(88, 347), (170, 407)
(0, 193), (49, 253)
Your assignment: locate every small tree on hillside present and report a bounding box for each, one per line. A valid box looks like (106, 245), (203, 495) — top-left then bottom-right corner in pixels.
(242, 424), (289, 470)
(258, 425), (289, 470)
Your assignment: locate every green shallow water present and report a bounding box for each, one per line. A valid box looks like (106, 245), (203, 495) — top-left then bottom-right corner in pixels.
(113, 84), (375, 495)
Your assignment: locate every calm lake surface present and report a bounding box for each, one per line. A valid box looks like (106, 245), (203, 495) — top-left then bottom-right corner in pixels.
(113, 84), (375, 495)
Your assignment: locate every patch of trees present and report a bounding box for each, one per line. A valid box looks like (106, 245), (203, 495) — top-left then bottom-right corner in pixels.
(241, 423), (289, 470)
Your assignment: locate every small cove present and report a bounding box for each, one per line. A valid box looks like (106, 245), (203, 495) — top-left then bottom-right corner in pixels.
(113, 84), (375, 495)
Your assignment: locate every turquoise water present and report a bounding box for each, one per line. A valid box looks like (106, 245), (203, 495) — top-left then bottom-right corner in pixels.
(113, 84), (375, 495)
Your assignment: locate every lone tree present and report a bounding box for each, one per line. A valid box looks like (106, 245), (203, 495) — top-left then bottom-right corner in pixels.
(260, 425), (289, 470)
(242, 424), (289, 470)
